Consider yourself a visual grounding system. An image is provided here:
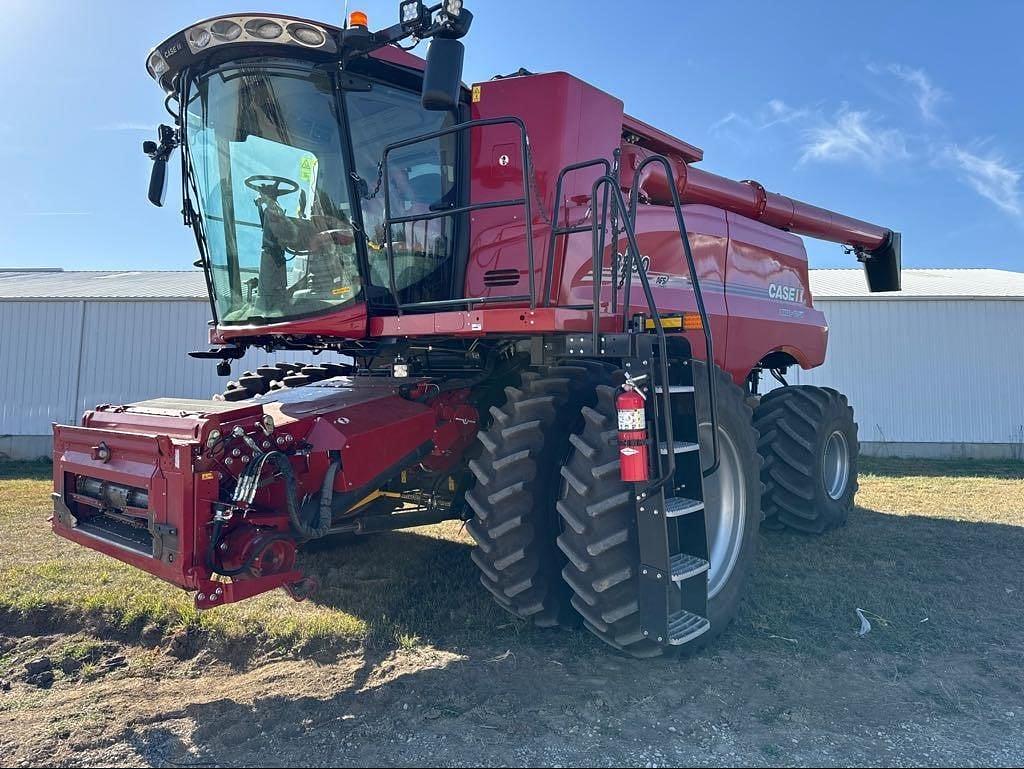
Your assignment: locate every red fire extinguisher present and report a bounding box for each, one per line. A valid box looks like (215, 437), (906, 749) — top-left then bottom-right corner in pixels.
(617, 376), (650, 483)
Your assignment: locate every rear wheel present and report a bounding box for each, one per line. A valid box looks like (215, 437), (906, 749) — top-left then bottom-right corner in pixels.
(754, 385), (859, 534)
(556, 362), (761, 657)
(466, 364), (610, 628)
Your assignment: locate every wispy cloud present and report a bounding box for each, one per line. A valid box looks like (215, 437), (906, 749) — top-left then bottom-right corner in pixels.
(95, 122), (153, 132)
(886, 64), (948, 122)
(761, 99), (813, 129)
(708, 111), (744, 135)
(800, 107), (908, 168)
(709, 100), (813, 135)
(942, 145), (1022, 217)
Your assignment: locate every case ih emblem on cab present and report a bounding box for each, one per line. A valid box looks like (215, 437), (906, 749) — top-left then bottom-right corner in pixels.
(51, 2), (900, 658)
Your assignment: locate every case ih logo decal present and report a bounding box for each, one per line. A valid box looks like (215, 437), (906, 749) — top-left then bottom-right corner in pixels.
(768, 283), (806, 304)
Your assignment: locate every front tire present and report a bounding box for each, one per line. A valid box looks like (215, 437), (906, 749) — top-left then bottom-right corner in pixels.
(754, 385), (859, 534)
(556, 362), (761, 657)
(465, 365), (610, 628)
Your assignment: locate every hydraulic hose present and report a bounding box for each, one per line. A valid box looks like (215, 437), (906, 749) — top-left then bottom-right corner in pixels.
(232, 450), (336, 540)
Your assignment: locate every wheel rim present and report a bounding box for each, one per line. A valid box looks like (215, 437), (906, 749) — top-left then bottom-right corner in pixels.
(700, 423), (746, 600)
(823, 430), (850, 500)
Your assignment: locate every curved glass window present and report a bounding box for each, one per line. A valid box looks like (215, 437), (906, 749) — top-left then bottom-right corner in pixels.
(187, 59), (361, 324)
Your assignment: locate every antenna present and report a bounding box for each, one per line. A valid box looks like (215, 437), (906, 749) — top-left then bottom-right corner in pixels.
(343, 0), (351, 29)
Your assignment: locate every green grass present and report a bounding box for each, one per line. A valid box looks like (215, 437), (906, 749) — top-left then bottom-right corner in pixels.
(1, 457), (1022, 661)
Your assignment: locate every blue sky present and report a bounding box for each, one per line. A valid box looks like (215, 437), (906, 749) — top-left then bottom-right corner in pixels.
(1, 0), (1022, 271)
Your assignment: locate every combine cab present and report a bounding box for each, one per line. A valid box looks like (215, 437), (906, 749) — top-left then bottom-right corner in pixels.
(52, 3), (899, 657)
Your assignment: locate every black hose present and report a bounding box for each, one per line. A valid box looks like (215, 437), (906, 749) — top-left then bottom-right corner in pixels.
(232, 450), (335, 540)
(304, 458), (339, 539)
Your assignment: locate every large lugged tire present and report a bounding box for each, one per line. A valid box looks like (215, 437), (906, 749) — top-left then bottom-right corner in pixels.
(556, 363), (761, 658)
(465, 365), (610, 628)
(754, 385), (859, 534)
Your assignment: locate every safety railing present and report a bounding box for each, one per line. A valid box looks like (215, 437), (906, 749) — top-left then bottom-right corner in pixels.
(627, 154), (719, 478)
(380, 116), (536, 313)
(379, 118), (718, 479)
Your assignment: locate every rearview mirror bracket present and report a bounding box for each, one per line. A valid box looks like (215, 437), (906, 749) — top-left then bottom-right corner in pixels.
(144, 124), (180, 207)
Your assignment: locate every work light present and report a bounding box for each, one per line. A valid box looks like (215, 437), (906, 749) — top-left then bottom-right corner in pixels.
(245, 19), (284, 40)
(444, 0), (464, 17)
(210, 19), (242, 42)
(288, 23), (327, 47)
(399, 0), (429, 33)
(189, 28), (212, 49)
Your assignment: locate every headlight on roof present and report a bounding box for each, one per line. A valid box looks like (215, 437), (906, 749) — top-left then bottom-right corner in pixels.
(287, 23), (327, 47)
(210, 19), (242, 42)
(189, 27), (212, 49)
(245, 19), (284, 40)
(147, 51), (169, 77)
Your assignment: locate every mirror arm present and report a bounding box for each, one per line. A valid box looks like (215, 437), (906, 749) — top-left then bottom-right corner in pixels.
(144, 124), (180, 164)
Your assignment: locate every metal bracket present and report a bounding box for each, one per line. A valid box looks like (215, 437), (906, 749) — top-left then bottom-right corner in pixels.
(564, 333), (633, 357)
(52, 493), (78, 529)
(638, 564), (670, 644)
(151, 523), (180, 564)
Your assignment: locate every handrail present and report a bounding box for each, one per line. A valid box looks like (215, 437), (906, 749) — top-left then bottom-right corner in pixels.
(542, 158), (611, 307)
(380, 116), (536, 313)
(589, 175), (677, 493)
(627, 155), (720, 478)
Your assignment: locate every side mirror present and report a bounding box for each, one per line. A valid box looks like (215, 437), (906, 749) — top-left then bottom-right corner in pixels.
(422, 37), (464, 111)
(144, 125), (178, 208)
(149, 158), (168, 207)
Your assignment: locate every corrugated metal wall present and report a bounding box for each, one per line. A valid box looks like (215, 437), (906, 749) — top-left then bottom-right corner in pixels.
(0, 300), (323, 438)
(2, 297), (1023, 454)
(792, 299), (1024, 445)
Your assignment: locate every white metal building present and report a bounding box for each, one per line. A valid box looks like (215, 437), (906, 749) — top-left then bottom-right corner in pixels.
(1, 267), (1022, 460)
(796, 268), (1024, 459)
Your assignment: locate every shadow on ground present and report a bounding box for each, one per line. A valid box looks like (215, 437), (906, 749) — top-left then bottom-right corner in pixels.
(114, 503), (1023, 765)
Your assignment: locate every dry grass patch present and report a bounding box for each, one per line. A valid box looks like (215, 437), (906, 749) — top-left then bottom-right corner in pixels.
(1, 458), (1022, 662)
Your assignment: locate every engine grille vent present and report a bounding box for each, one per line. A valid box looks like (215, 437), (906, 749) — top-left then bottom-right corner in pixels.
(483, 269), (522, 287)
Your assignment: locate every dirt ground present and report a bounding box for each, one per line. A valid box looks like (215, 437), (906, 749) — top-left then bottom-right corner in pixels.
(1, 459), (1023, 767)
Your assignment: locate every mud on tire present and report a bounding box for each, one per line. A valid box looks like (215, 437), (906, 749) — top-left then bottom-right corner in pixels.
(754, 385), (859, 534)
(465, 364), (611, 628)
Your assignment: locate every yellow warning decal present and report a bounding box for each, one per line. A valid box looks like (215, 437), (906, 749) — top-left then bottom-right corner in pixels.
(332, 286), (353, 297)
(472, 85), (481, 103)
(200, 472), (216, 481)
(299, 155), (317, 183)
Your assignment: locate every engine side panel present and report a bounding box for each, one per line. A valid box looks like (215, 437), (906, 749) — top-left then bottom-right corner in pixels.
(723, 212), (827, 379)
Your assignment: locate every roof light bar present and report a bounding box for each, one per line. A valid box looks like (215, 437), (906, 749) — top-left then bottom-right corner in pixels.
(175, 15), (334, 57)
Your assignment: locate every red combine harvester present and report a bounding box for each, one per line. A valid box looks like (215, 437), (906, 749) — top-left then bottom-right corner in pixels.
(51, 4), (900, 657)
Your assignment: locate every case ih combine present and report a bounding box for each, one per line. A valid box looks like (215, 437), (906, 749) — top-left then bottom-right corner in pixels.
(50, 3), (900, 657)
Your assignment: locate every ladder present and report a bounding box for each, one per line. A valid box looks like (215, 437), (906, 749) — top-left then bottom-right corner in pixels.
(556, 151), (719, 648)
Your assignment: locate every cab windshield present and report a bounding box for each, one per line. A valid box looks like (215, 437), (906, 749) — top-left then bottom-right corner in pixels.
(186, 57), (456, 325)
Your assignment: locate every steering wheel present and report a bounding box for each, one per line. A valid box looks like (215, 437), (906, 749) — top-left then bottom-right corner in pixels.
(245, 175), (300, 201)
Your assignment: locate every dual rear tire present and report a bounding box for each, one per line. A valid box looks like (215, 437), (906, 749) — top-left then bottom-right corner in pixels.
(466, 361), (762, 657)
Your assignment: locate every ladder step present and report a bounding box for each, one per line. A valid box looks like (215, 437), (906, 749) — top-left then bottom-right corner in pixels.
(654, 385), (695, 394)
(670, 553), (709, 582)
(664, 496), (704, 518)
(659, 441), (700, 455)
(666, 610), (711, 646)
